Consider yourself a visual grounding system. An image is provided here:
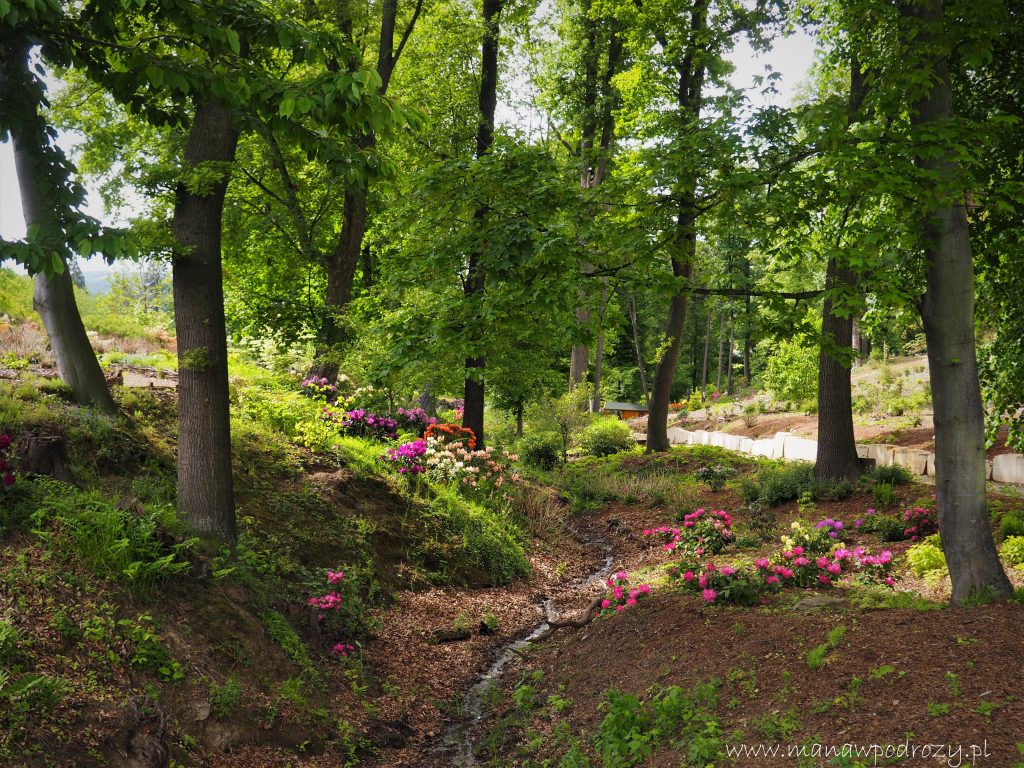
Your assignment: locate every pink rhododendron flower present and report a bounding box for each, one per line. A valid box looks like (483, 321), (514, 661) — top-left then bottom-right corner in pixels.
(601, 599), (611, 609)
(702, 588), (717, 602)
(639, 584), (651, 594)
(698, 574), (709, 588)
(683, 571), (695, 582)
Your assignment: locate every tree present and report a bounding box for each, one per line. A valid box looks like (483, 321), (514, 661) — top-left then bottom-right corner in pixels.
(898, 0), (1012, 603)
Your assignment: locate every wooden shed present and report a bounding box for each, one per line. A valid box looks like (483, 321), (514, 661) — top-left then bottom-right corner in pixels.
(601, 401), (649, 421)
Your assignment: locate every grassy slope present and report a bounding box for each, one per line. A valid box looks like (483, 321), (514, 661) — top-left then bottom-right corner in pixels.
(0, 355), (532, 767)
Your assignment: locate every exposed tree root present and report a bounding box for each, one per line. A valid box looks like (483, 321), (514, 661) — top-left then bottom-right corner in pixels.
(530, 595), (604, 642)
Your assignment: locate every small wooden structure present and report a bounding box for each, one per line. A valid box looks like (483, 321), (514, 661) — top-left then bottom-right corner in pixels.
(601, 401), (649, 421)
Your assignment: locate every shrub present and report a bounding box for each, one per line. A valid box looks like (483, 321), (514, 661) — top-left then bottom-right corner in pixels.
(817, 477), (853, 501)
(745, 501), (778, 541)
(863, 514), (909, 542)
(583, 418), (635, 458)
(903, 505), (938, 541)
(905, 543), (946, 577)
(1001, 536), (1024, 566)
(999, 512), (1024, 541)
(520, 431), (563, 470)
(761, 338), (818, 402)
(872, 482), (900, 508)
(866, 464), (913, 486)
(753, 462), (816, 507)
(695, 464), (735, 492)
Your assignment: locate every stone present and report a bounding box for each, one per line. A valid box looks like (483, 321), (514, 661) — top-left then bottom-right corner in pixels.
(792, 594), (850, 611)
(862, 444), (895, 467)
(738, 437), (754, 454)
(710, 431), (728, 448)
(722, 434), (745, 451)
(692, 430), (710, 445)
(992, 454), (1024, 484)
(666, 428), (690, 446)
(782, 435), (818, 463)
(926, 452), (936, 475)
(892, 447), (929, 476)
(772, 432), (792, 459)
(750, 439), (775, 458)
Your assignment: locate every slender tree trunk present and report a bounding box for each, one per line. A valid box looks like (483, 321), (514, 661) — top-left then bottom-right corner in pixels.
(900, 0), (1011, 604)
(462, 0), (504, 449)
(743, 259), (752, 383)
(172, 99), (239, 545)
(516, 403), (524, 437)
(592, 289), (606, 413)
(569, 306), (590, 388)
(6, 42), (115, 413)
(715, 313), (725, 391)
(647, 257), (692, 451)
(628, 293), (649, 403)
(726, 316), (734, 395)
(701, 312), (712, 398)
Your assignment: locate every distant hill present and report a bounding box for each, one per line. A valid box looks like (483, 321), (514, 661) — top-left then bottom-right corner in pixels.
(81, 269), (113, 295)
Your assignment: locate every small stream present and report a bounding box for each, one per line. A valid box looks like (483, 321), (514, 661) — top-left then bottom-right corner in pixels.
(435, 541), (616, 766)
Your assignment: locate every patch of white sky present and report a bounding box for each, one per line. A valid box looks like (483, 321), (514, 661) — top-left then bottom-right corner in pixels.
(0, 18), (817, 273)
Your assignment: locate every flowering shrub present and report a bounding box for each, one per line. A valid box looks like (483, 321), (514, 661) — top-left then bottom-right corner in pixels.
(322, 407), (398, 441)
(678, 562), (763, 606)
(903, 505), (938, 541)
(815, 517), (846, 540)
(395, 407), (437, 436)
(695, 464), (734, 491)
(781, 520), (836, 555)
(678, 508), (734, 557)
(0, 434), (15, 488)
(642, 525), (683, 552)
(383, 439), (427, 474)
(300, 376), (340, 404)
(425, 422), (477, 450)
(599, 570), (652, 614)
(307, 570), (360, 655)
(422, 437), (520, 492)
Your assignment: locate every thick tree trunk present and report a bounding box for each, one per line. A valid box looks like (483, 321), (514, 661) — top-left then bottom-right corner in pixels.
(900, 0), (1011, 604)
(815, 258), (862, 482)
(647, 257), (692, 452)
(172, 99), (239, 545)
(6, 42), (115, 413)
(461, 0), (503, 449)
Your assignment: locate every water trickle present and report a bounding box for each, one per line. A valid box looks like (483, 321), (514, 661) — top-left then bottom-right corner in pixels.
(436, 542), (615, 766)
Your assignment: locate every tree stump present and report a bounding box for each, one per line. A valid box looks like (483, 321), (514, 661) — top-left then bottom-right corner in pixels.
(16, 433), (76, 484)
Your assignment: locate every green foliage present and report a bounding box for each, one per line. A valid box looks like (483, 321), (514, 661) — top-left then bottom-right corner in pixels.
(520, 431), (564, 470)
(998, 512), (1024, 541)
(596, 682), (722, 768)
(118, 614), (184, 682)
(861, 514), (908, 542)
(747, 462), (817, 507)
(807, 626), (847, 671)
(871, 482), (900, 509)
(0, 269), (35, 320)
(761, 338), (818, 403)
(28, 480), (191, 593)
(865, 464), (913, 486)
(905, 543), (946, 577)
(1001, 536), (1024, 566)
(209, 676), (243, 719)
(260, 610), (317, 678)
(582, 417), (635, 458)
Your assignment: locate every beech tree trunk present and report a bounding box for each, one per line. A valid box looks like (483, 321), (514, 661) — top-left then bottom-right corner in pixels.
(701, 312), (712, 397)
(900, 0), (1011, 604)
(715, 313), (725, 391)
(569, 307), (590, 388)
(628, 293), (649, 403)
(461, 0), (504, 449)
(172, 99), (240, 545)
(6, 42), (115, 414)
(815, 258), (861, 482)
(726, 316), (734, 395)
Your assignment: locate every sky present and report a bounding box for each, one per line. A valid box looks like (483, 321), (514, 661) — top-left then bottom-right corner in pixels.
(0, 27), (817, 272)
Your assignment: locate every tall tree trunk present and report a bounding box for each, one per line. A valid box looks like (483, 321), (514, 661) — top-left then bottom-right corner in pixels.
(701, 312), (712, 397)
(743, 258), (752, 383)
(591, 284), (607, 412)
(816, 59), (867, 483)
(462, 0), (503, 449)
(628, 293), (649, 403)
(726, 315), (734, 395)
(309, 0), (423, 381)
(172, 99), (239, 545)
(715, 313), (725, 391)
(6, 42), (115, 413)
(569, 306), (590, 388)
(900, 0), (1011, 604)
(815, 259), (861, 481)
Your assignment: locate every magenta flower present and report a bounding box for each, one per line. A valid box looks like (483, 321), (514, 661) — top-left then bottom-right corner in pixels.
(701, 588), (717, 602)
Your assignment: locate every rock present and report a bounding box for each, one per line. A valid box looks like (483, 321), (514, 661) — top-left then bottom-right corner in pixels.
(892, 447), (929, 475)
(793, 594), (850, 611)
(750, 439), (775, 458)
(992, 454), (1024, 484)
(861, 444), (895, 467)
(782, 435), (817, 462)
(194, 702), (211, 722)
(772, 432), (792, 458)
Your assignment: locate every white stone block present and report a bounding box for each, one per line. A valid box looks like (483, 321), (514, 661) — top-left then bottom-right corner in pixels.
(666, 427), (689, 446)
(692, 430), (710, 445)
(992, 454), (1024, 484)
(750, 439), (774, 458)
(738, 437), (754, 454)
(783, 435), (818, 463)
(892, 447), (929, 475)
(773, 432), (792, 458)
(861, 444), (895, 467)
(926, 453), (936, 476)
(722, 434), (744, 451)
(710, 431), (728, 448)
